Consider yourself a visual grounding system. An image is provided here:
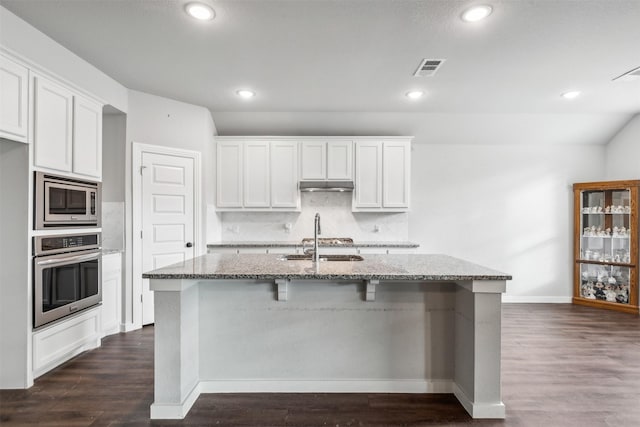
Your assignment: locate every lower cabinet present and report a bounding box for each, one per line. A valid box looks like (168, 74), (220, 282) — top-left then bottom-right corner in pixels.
(101, 252), (122, 337)
(207, 247), (301, 254)
(32, 306), (101, 379)
(265, 247), (300, 255)
(208, 246), (415, 255)
(357, 247), (416, 254)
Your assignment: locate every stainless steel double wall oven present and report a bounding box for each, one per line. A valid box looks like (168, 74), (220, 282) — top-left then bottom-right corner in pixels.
(33, 172), (102, 328)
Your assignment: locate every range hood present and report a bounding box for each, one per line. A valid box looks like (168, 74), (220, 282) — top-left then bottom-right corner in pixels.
(299, 180), (354, 192)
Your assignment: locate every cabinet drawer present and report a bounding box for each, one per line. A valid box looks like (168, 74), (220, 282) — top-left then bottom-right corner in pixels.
(32, 307), (101, 378)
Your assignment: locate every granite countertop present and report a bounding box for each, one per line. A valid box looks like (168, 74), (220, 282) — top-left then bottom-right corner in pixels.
(142, 253), (511, 281)
(207, 241), (419, 248)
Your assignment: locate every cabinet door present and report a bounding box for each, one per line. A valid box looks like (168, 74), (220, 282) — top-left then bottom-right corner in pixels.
(0, 55), (29, 142)
(270, 141), (299, 208)
(300, 141), (326, 180)
(34, 76), (74, 172)
(217, 141), (243, 207)
(327, 140), (353, 180)
(382, 140), (410, 208)
(354, 141), (382, 208)
(243, 140), (270, 207)
(72, 96), (103, 178)
(101, 253), (121, 337)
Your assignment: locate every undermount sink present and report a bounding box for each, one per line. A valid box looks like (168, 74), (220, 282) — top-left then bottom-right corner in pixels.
(282, 254), (364, 262)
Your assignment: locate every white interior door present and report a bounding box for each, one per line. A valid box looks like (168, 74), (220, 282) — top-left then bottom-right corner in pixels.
(141, 151), (195, 325)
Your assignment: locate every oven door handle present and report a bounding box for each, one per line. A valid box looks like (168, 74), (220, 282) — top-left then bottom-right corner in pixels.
(36, 252), (99, 266)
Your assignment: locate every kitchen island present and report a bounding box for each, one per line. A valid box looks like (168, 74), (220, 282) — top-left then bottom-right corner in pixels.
(143, 253), (511, 420)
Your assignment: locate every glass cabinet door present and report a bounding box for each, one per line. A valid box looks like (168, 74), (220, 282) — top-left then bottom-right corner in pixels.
(578, 263), (630, 304)
(579, 188), (632, 305)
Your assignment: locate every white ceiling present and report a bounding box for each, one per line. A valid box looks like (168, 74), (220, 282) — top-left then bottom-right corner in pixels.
(3, 0), (640, 142)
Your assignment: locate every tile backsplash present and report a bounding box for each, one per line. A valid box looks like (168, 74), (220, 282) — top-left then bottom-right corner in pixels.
(102, 202), (125, 250)
(220, 192), (408, 241)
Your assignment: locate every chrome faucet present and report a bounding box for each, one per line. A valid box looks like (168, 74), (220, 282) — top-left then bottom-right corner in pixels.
(313, 213), (321, 263)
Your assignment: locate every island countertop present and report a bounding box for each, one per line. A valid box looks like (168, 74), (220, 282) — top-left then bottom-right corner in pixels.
(206, 241), (419, 249)
(142, 253), (511, 281)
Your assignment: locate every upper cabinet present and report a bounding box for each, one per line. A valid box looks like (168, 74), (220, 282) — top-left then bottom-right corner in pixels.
(216, 136), (411, 212)
(354, 141), (383, 208)
(382, 140), (411, 209)
(0, 55), (29, 143)
(353, 139), (411, 212)
(216, 141), (243, 208)
(72, 95), (103, 178)
(33, 74), (103, 179)
(216, 138), (299, 211)
(33, 76), (74, 172)
(270, 141), (299, 208)
(243, 140), (271, 208)
(300, 140), (353, 180)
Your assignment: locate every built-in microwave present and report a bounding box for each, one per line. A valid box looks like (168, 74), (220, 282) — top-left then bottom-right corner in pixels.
(34, 172), (101, 229)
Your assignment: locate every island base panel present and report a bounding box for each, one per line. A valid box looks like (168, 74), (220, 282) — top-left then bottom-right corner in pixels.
(150, 278), (505, 419)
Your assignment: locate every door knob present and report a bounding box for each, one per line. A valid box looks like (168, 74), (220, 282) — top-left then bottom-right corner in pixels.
(186, 242), (193, 248)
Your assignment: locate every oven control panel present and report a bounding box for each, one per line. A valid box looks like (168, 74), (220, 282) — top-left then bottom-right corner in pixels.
(34, 233), (101, 256)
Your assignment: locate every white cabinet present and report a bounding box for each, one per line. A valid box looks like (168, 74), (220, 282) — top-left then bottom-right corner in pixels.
(217, 141), (243, 208)
(270, 141), (299, 208)
(101, 252), (122, 337)
(301, 140), (353, 180)
(243, 141), (270, 207)
(265, 246), (300, 255)
(216, 138), (299, 211)
(357, 247), (416, 255)
(327, 140), (353, 180)
(0, 55), (29, 143)
(32, 306), (101, 379)
(72, 95), (102, 178)
(382, 141), (411, 208)
(33, 74), (103, 179)
(354, 141), (383, 208)
(33, 76), (74, 172)
(300, 141), (326, 180)
(353, 139), (411, 211)
(216, 136), (410, 212)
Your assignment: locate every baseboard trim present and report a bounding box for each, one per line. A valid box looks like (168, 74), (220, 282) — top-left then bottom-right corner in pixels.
(199, 379), (453, 394)
(150, 382), (200, 419)
(453, 384), (505, 419)
(121, 322), (141, 333)
(502, 296), (572, 303)
(150, 379), (453, 419)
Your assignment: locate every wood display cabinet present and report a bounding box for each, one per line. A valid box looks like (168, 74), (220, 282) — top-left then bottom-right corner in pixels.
(573, 180), (640, 314)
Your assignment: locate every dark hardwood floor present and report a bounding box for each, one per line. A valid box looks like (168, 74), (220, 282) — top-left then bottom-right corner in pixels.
(1, 304), (639, 426)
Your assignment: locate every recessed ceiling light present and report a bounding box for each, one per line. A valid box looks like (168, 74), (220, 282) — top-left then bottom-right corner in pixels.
(406, 91), (425, 100)
(561, 91), (581, 100)
(236, 89), (256, 99)
(185, 2), (215, 21)
(461, 5), (493, 22)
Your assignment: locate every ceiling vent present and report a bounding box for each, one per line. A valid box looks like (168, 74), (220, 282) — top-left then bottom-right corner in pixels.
(613, 66), (640, 82)
(413, 59), (445, 77)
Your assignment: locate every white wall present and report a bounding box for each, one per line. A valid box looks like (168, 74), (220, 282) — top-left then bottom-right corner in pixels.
(605, 114), (640, 180)
(409, 144), (605, 302)
(124, 90), (217, 329)
(0, 6), (127, 112)
(0, 140), (30, 388)
(102, 113), (127, 251)
(212, 112), (631, 147)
